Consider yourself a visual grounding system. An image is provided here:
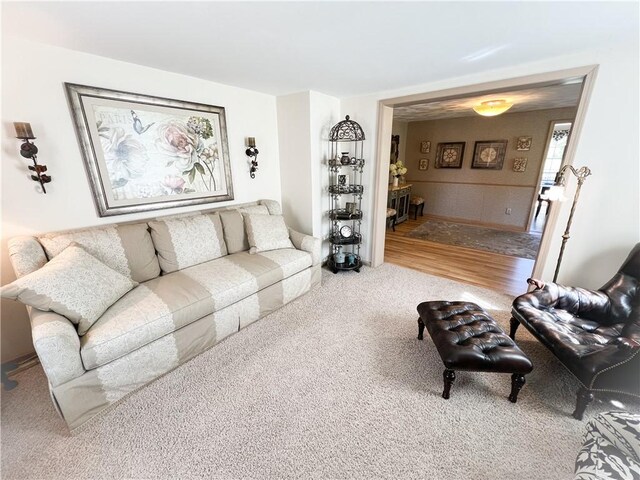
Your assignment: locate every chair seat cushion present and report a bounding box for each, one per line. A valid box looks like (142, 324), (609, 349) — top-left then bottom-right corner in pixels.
(410, 196), (424, 205)
(386, 208), (397, 218)
(512, 305), (633, 384)
(81, 248), (311, 369)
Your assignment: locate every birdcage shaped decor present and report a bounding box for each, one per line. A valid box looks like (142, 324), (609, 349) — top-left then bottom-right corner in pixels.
(327, 115), (365, 274)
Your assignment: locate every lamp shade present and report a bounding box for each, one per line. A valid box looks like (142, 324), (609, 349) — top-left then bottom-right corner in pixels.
(472, 100), (514, 117)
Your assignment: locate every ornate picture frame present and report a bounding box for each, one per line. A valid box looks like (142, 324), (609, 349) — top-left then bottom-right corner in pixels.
(471, 140), (508, 170)
(435, 142), (465, 168)
(418, 158), (429, 171)
(420, 141), (431, 153)
(65, 83), (234, 217)
(513, 157), (528, 172)
(516, 136), (532, 151)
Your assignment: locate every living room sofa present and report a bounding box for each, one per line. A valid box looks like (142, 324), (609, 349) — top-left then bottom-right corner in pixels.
(5, 200), (321, 430)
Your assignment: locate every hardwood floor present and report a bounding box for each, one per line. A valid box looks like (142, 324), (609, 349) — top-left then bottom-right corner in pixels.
(384, 215), (536, 297)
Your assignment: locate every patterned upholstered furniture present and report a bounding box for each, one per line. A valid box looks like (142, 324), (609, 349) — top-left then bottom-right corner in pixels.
(386, 208), (397, 231)
(574, 411), (640, 479)
(409, 196), (425, 220)
(5, 200), (321, 430)
(511, 243), (640, 420)
(417, 301), (533, 402)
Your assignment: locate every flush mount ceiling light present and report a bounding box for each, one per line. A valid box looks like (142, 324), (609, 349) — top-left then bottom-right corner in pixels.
(472, 99), (514, 117)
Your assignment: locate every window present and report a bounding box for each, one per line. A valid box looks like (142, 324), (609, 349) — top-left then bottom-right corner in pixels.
(541, 122), (572, 185)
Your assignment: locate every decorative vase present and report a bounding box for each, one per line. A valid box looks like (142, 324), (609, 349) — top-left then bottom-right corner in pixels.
(340, 152), (351, 165)
(393, 176), (399, 187)
(334, 246), (345, 264)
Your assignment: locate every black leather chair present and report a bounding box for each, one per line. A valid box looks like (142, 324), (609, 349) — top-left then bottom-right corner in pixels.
(510, 244), (640, 420)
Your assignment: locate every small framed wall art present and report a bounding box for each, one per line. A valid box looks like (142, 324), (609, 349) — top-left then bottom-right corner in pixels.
(513, 157), (528, 172)
(435, 142), (465, 168)
(516, 136), (532, 151)
(420, 141), (431, 153)
(418, 158), (429, 171)
(471, 140), (507, 170)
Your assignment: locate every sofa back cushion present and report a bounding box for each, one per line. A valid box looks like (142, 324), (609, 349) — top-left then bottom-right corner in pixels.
(219, 210), (250, 254)
(149, 212), (227, 274)
(38, 223), (160, 283)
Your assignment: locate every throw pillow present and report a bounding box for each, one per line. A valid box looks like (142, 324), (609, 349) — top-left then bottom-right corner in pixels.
(1, 243), (137, 335)
(148, 212), (228, 274)
(244, 214), (294, 254)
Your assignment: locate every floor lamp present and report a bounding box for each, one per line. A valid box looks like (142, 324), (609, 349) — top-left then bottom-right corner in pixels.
(552, 165), (592, 282)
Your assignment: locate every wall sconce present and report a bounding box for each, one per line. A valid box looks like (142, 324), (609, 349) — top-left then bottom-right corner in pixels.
(13, 122), (51, 193)
(552, 164), (592, 282)
(246, 137), (259, 179)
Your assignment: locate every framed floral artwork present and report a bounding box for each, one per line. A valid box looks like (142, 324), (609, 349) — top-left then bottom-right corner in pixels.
(516, 136), (532, 151)
(418, 158), (429, 171)
(420, 141), (430, 153)
(435, 142), (465, 168)
(65, 83), (233, 217)
(471, 140), (508, 170)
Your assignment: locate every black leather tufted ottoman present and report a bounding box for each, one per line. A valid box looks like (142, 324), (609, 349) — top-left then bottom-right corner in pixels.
(417, 301), (533, 402)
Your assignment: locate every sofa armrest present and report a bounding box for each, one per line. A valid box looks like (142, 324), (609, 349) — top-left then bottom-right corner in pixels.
(288, 228), (321, 266)
(30, 308), (84, 387)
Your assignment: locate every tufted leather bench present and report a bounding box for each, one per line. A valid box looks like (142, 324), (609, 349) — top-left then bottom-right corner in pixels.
(417, 301), (533, 402)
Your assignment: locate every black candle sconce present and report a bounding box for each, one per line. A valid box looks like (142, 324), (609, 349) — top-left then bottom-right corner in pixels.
(246, 137), (259, 179)
(14, 122), (51, 193)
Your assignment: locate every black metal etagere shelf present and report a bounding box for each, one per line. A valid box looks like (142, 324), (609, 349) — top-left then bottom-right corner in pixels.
(327, 115), (365, 274)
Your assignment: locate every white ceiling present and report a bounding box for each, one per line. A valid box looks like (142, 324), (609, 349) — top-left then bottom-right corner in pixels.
(393, 82), (583, 122)
(2, 2), (637, 98)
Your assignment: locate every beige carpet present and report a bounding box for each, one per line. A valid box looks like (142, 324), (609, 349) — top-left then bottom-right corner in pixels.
(2, 264), (637, 479)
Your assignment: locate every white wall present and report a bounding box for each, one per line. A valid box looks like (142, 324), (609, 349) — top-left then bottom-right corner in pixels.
(309, 91), (341, 257)
(341, 44), (639, 289)
(1, 38), (282, 362)
(277, 91), (340, 257)
(277, 92), (312, 234)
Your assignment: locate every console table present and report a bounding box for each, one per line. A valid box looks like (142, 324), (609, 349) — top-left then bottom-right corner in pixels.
(388, 183), (412, 224)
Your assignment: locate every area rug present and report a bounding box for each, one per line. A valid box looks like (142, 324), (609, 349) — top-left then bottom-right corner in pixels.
(407, 219), (542, 259)
(2, 264), (636, 480)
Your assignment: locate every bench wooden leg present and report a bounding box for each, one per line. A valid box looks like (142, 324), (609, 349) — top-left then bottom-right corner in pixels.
(509, 317), (519, 339)
(417, 317), (425, 340)
(442, 369), (455, 399)
(573, 387), (594, 420)
(509, 374), (526, 403)
(420, 203), (425, 217)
